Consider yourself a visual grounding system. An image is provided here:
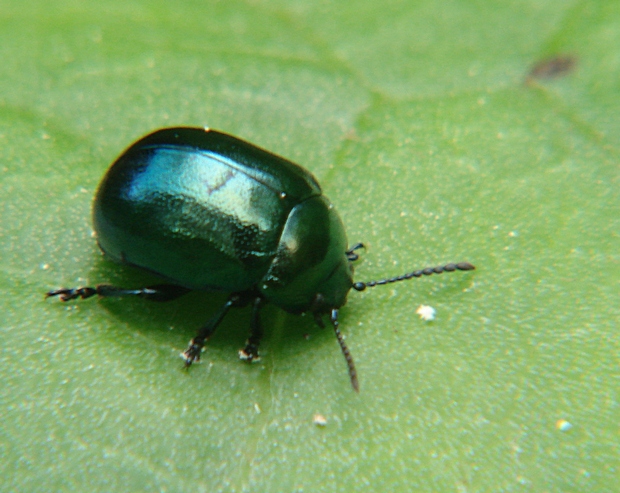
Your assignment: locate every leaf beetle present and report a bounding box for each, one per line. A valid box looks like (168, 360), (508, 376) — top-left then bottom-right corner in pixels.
(47, 127), (475, 392)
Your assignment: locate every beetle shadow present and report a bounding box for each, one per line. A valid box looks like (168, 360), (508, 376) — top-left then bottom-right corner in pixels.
(423, 272), (476, 298)
(76, 258), (326, 360)
(77, 260), (244, 353)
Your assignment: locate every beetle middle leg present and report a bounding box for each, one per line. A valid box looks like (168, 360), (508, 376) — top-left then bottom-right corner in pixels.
(181, 293), (245, 367)
(239, 296), (264, 362)
(182, 291), (259, 367)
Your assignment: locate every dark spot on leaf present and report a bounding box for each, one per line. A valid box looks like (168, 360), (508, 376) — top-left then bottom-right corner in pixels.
(527, 55), (577, 80)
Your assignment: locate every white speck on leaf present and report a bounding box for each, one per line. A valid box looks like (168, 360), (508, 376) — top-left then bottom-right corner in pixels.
(416, 305), (436, 321)
(556, 419), (573, 431)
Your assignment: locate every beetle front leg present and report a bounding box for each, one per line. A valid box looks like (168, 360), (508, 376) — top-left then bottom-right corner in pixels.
(346, 242), (365, 262)
(239, 297), (264, 362)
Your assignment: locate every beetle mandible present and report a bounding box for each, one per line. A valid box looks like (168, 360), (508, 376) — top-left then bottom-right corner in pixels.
(47, 127), (475, 392)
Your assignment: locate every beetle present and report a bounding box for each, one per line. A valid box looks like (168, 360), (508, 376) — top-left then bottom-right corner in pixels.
(47, 127), (475, 392)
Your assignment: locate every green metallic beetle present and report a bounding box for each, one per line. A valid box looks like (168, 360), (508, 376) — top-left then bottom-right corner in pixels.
(47, 127), (475, 391)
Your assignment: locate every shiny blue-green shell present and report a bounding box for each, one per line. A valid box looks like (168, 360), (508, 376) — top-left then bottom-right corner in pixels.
(93, 127), (353, 313)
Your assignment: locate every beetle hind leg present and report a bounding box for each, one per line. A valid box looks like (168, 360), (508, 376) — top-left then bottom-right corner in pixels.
(239, 297), (264, 362)
(46, 283), (191, 302)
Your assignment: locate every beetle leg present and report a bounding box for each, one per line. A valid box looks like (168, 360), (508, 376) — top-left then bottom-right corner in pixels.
(182, 294), (238, 367)
(46, 283), (191, 302)
(313, 312), (326, 328)
(310, 294), (329, 327)
(330, 309), (359, 392)
(346, 242), (365, 262)
(239, 297), (264, 362)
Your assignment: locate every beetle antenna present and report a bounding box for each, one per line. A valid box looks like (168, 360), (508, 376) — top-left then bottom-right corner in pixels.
(330, 308), (359, 392)
(352, 262), (475, 291)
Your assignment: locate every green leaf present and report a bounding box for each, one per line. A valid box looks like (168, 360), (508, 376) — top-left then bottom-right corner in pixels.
(2, 1), (617, 491)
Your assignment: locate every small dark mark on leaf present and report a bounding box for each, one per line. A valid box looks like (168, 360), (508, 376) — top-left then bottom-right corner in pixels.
(527, 55), (577, 81)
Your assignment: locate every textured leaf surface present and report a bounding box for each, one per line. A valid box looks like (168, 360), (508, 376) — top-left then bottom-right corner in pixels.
(1, 1), (618, 491)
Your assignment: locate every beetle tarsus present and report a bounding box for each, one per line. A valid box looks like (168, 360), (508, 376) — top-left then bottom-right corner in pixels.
(46, 286), (99, 301)
(46, 283), (191, 302)
(183, 294), (238, 370)
(238, 344), (260, 362)
(239, 296), (264, 362)
(346, 243), (365, 262)
(182, 338), (204, 367)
